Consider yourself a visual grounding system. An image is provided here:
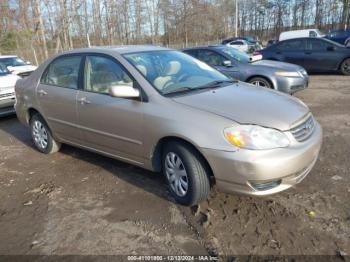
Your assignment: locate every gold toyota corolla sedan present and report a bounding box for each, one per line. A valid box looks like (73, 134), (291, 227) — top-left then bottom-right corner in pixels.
(15, 46), (322, 205)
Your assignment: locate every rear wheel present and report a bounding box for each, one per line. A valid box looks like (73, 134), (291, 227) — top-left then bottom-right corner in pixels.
(30, 113), (61, 154)
(248, 77), (273, 89)
(340, 58), (350, 76)
(162, 142), (210, 206)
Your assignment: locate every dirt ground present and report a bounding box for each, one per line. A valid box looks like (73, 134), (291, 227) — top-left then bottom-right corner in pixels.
(0, 75), (349, 258)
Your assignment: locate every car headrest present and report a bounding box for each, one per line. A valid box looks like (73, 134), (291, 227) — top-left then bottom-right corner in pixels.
(136, 65), (147, 76)
(165, 61), (181, 76)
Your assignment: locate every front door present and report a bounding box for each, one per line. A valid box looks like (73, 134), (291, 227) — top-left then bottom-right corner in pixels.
(76, 54), (144, 164)
(197, 49), (242, 80)
(36, 55), (83, 143)
(304, 39), (340, 71)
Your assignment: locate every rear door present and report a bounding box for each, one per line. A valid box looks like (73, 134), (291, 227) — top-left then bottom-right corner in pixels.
(37, 55), (83, 143)
(275, 39), (307, 68)
(76, 54), (144, 164)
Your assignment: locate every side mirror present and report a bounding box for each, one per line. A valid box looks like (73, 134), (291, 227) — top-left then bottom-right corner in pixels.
(222, 60), (232, 67)
(109, 85), (140, 98)
(327, 46), (335, 51)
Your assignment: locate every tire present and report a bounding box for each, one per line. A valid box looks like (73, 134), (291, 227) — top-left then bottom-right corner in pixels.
(30, 113), (61, 154)
(340, 58), (350, 76)
(248, 77), (273, 89)
(162, 142), (210, 206)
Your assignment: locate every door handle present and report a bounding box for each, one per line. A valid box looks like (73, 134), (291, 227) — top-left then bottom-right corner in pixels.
(37, 89), (47, 96)
(78, 97), (91, 105)
(305, 51), (312, 55)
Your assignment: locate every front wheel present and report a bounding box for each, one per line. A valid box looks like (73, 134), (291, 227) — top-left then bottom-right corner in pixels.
(162, 142), (210, 206)
(248, 77), (273, 89)
(30, 114), (61, 154)
(340, 58), (350, 75)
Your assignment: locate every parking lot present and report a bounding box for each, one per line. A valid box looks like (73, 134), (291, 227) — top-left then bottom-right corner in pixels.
(0, 75), (349, 256)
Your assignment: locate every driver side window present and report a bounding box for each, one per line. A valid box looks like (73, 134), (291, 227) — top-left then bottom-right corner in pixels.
(197, 50), (225, 67)
(84, 55), (133, 94)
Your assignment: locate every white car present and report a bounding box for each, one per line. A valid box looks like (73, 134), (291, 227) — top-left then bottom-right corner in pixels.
(225, 40), (250, 53)
(279, 29), (325, 41)
(0, 55), (37, 78)
(0, 63), (20, 116)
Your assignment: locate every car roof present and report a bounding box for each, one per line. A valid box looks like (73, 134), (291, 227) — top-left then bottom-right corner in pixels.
(277, 37), (330, 42)
(60, 45), (172, 55)
(182, 45), (225, 51)
(0, 55), (17, 58)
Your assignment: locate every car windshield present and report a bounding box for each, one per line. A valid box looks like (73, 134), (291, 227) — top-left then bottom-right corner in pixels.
(219, 47), (250, 63)
(124, 50), (231, 95)
(0, 57), (27, 67)
(0, 63), (10, 75)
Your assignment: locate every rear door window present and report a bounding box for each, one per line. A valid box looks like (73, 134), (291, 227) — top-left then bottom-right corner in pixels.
(41, 56), (82, 89)
(278, 39), (305, 51)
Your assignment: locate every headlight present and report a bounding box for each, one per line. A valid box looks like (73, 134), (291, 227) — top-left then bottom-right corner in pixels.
(224, 125), (290, 150)
(275, 71), (301, 77)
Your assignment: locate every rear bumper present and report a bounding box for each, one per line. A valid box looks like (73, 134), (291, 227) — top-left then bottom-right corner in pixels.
(201, 121), (322, 196)
(275, 75), (309, 94)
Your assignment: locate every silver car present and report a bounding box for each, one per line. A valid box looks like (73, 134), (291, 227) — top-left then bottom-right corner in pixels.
(15, 46), (322, 205)
(183, 45), (309, 94)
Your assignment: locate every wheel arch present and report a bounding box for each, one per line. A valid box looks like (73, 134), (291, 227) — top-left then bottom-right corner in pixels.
(27, 107), (55, 137)
(151, 136), (215, 181)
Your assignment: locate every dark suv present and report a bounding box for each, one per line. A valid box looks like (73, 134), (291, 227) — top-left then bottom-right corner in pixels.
(326, 29), (350, 46)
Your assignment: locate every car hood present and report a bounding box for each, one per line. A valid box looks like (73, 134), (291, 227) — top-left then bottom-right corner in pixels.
(251, 60), (303, 71)
(7, 65), (37, 75)
(172, 83), (309, 131)
(0, 74), (20, 89)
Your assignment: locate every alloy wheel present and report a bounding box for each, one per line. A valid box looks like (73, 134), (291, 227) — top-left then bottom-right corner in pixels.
(342, 59), (350, 74)
(251, 80), (268, 87)
(165, 152), (189, 197)
(32, 120), (48, 149)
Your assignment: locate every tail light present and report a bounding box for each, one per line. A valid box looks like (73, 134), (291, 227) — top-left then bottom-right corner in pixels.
(253, 51), (261, 56)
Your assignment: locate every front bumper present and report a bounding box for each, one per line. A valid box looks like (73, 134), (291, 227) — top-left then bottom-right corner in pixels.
(202, 121), (322, 196)
(275, 75), (309, 94)
(0, 96), (16, 116)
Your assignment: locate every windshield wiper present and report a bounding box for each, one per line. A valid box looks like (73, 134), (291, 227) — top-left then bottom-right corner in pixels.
(195, 79), (237, 90)
(163, 86), (195, 96)
(163, 79), (237, 96)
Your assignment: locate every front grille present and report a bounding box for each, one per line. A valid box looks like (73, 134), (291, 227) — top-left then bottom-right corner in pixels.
(290, 85), (304, 91)
(249, 180), (282, 191)
(290, 115), (315, 142)
(0, 92), (15, 99)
